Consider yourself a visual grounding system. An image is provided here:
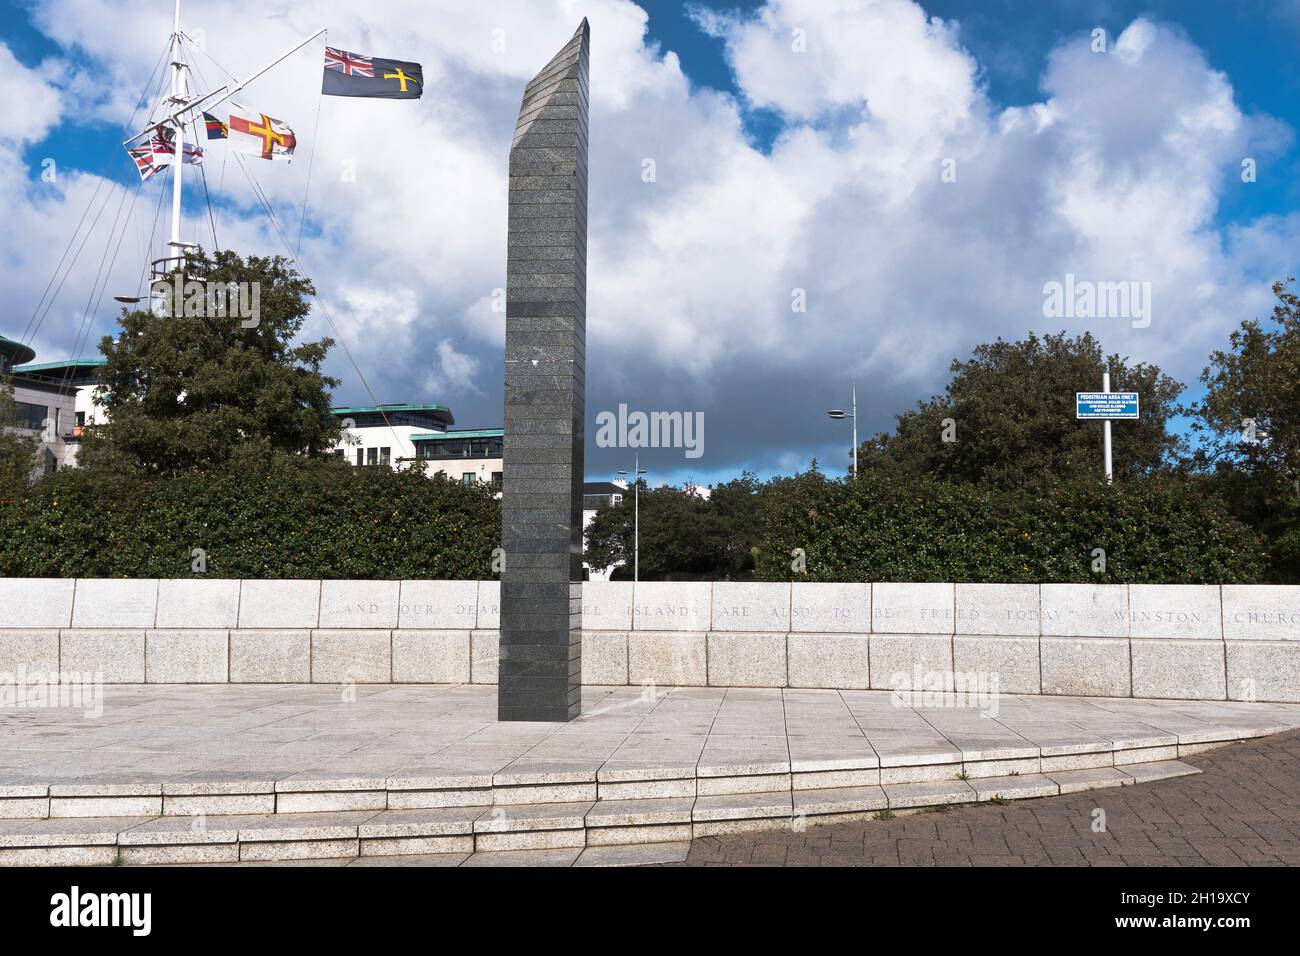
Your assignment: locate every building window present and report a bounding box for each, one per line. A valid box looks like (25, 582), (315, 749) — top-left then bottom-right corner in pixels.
(378, 447), (391, 465)
(462, 473), (476, 486)
(415, 436), (504, 460)
(356, 448), (364, 467)
(366, 447), (378, 466)
(13, 401), (47, 431)
(492, 471), (503, 487)
(75, 411), (85, 428)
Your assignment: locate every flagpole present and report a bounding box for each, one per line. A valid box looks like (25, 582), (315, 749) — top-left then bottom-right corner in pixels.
(168, 0), (188, 272)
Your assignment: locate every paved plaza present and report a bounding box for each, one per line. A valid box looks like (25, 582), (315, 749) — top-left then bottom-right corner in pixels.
(6, 683), (1299, 789)
(3, 684), (1300, 864)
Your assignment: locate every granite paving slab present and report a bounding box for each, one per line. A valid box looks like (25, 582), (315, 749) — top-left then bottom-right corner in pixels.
(2, 685), (1297, 811)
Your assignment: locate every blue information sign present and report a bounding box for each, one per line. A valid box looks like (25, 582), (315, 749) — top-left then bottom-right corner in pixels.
(1076, 392), (1139, 420)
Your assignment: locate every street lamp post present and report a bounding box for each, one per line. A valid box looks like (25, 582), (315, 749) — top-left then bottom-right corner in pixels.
(827, 384), (858, 479)
(616, 453), (648, 582)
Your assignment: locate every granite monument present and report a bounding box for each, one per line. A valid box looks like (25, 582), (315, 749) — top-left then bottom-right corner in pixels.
(499, 20), (590, 721)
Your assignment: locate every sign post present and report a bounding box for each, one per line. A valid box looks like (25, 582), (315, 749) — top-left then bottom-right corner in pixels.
(1103, 372), (1113, 483)
(1076, 375), (1139, 484)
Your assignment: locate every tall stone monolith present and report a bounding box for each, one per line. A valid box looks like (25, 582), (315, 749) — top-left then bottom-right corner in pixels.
(499, 20), (589, 721)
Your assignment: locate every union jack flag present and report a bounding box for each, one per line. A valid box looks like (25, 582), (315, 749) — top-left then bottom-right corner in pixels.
(324, 47), (374, 77)
(125, 131), (202, 181)
(153, 128), (204, 165)
(126, 143), (163, 181)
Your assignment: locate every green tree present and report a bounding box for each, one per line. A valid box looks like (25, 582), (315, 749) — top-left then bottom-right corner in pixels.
(79, 249), (342, 473)
(1188, 279), (1300, 478)
(1186, 279), (1300, 581)
(859, 331), (1185, 489)
(0, 375), (41, 496)
(708, 473), (764, 578)
(584, 482), (723, 580)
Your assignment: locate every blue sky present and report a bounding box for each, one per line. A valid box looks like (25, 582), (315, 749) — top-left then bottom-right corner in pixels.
(3, 0), (1298, 486)
(10, 1), (1296, 210)
(637, 0), (1300, 227)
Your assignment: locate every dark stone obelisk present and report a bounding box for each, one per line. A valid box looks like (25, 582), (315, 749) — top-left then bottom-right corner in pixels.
(499, 20), (589, 722)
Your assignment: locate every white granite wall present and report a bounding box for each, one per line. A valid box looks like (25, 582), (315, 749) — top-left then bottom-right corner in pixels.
(0, 579), (1296, 701)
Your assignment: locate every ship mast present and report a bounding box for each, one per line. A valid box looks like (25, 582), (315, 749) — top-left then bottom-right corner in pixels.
(166, 0), (192, 274)
(121, 0), (325, 286)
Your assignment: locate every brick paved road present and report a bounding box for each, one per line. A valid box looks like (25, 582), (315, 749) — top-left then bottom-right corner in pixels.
(673, 730), (1300, 866)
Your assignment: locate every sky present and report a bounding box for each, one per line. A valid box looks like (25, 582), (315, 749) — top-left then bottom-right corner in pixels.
(2, 0), (1298, 486)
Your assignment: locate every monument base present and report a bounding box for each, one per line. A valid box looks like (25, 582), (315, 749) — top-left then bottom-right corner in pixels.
(498, 580), (582, 722)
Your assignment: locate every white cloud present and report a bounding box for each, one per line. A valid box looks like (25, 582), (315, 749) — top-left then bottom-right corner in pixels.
(424, 338), (483, 398)
(0, 43), (64, 144)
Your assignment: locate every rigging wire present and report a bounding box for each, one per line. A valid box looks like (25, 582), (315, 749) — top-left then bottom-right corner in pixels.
(200, 164), (220, 252)
(141, 34), (402, 459)
(295, 37), (326, 258)
(136, 166), (173, 301)
(183, 31), (239, 82)
(57, 169), (148, 400)
(68, 183), (132, 362)
(183, 34), (226, 255)
(233, 153), (407, 456)
(24, 182), (124, 350)
(19, 37), (172, 347)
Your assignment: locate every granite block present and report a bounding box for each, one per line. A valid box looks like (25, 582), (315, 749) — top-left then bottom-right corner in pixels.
(71, 578), (157, 628)
(145, 629), (229, 683)
(1040, 584), (1128, 638)
(238, 580), (320, 629)
(319, 580), (400, 629)
(155, 578), (239, 629)
(872, 583), (954, 634)
(791, 583), (871, 633)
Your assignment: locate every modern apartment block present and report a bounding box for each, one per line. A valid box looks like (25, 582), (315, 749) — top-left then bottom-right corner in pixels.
(329, 404), (504, 488)
(3, 338), (85, 473)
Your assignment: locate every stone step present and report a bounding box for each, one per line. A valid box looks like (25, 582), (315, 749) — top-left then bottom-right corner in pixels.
(0, 732), (1236, 821)
(0, 760), (1201, 865)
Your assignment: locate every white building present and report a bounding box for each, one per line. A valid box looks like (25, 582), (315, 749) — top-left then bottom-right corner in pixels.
(0, 362), (508, 489)
(329, 404), (503, 488)
(4, 341), (87, 474)
(582, 481), (627, 582)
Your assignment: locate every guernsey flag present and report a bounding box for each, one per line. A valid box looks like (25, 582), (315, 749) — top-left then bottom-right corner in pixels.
(227, 103), (296, 161)
(322, 46), (423, 99)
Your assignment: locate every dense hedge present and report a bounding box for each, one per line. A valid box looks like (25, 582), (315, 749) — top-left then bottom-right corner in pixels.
(750, 471), (1267, 583)
(0, 461), (1269, 582)
(0, 458), (501, 579)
